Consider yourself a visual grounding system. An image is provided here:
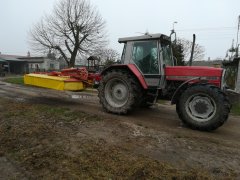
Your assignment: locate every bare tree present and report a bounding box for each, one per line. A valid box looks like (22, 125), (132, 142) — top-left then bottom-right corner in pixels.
(177, 38), (205, 62)
(95, 48), (120, 65)
(29, 0), (107, 67)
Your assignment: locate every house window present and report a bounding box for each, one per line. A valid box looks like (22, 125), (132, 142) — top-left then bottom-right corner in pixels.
(50, 63), (54, 69)
(36, 64), (39, 69)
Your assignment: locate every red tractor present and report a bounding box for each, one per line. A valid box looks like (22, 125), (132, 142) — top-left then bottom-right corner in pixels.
(98, 33), (231, 131)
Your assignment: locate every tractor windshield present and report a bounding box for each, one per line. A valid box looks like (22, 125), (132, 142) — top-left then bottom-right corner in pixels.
(161, 42), (174, 66)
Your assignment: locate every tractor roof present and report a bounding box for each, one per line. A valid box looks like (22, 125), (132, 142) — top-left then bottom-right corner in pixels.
(118, 33), (170, 43)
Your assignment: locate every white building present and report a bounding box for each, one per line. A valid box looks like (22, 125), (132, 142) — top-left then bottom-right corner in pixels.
(0, 54), (61, 74)
(21, 57), (60, 73)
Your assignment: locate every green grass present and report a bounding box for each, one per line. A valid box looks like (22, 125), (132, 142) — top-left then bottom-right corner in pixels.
(231, 103), (240, 116)
(4, 77), (24, 85)
(157, 99), (168, 105)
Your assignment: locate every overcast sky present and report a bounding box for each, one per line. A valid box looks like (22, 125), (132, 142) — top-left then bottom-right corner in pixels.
(0, 0), (239, 60)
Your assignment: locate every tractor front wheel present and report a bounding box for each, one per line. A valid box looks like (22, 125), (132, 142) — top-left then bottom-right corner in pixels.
(176, 84), (230, 131)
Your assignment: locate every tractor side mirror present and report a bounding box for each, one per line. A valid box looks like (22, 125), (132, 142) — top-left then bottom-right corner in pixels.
(170, 31), (176, 44)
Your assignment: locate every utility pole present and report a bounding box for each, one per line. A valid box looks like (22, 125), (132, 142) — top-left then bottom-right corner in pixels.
(236, 15), (240, 57)
(235, 16), (240, 92)
(236, 15), (240, 47)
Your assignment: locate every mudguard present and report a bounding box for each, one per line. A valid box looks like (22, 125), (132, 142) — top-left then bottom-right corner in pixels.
(171, 77), (200, 104)
(101, 64), (148, 89)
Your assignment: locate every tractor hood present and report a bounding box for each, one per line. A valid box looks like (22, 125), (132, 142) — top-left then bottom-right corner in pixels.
(165, 66), (223, 83)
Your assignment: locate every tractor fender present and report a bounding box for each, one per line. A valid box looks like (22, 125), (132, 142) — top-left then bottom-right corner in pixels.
(101, 64), (148, 89)
(171, 77), (201, 105)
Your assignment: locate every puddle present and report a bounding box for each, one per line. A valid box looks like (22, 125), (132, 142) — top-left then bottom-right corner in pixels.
(71, 94), (95, 99)
(15, 98), (26, 102)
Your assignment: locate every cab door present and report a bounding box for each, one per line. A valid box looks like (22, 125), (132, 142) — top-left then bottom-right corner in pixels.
(130, 40), (164, 88)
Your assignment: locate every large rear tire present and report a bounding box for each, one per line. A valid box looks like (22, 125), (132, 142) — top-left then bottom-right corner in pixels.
(98, 70), (142, 114)
(176, 84), (230, 131)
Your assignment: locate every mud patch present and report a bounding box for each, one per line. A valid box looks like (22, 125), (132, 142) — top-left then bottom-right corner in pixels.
(0, 157), (27, 179)
(0, 97), (239, 179)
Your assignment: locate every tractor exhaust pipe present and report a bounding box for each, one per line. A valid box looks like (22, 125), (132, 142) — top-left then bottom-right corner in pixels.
(189, 34), (196, 66)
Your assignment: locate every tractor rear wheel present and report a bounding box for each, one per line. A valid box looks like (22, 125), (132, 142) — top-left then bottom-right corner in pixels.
(176, 84), (230, 131)
(98, 70), (142, 114)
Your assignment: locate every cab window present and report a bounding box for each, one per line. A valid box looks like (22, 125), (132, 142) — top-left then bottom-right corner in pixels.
(121, 43), (126, 63)
(132, 40), (159, 74)
(161, 43), (173, 66)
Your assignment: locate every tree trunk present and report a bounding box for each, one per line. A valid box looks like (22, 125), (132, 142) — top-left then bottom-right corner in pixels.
(69, 49), (78, 67)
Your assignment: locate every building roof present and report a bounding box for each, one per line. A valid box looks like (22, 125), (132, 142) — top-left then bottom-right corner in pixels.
(0, 59), (7, 62)
(19, 57), (45, 63)
(87, 56), (100, 61)
(0, 54), (26, 58)
(0, 54), (46, 63)
(0, 54), (27, 62)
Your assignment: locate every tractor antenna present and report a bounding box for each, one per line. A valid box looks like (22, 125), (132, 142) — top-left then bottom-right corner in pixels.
(144, 29), (149, 35)
(144, 30), (152, 37)
(135, 31), (152, 37)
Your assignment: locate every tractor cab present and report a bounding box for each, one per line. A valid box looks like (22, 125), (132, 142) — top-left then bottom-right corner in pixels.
(119, 33), (174, 88)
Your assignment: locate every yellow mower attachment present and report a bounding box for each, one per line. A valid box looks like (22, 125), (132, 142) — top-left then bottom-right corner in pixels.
(24, 74), (85, 91)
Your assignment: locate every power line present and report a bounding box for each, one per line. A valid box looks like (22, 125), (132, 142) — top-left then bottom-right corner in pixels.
(197, 37), (235, 40)
(178, 32), (236, 36)
(176, 26), (237, 32)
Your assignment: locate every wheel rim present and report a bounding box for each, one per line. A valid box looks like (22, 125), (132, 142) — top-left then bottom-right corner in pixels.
(185, 93), (217, 122)
(104, 78), (129, 108)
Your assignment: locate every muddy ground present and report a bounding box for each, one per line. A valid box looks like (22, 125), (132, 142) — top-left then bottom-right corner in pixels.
(0, 80), (240, 179)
